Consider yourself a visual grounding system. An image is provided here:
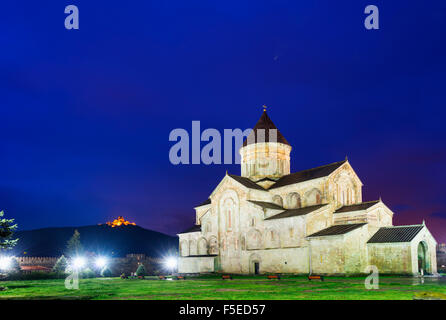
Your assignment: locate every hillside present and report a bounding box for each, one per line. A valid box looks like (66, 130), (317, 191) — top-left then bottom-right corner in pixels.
(11, 224), (178, 258)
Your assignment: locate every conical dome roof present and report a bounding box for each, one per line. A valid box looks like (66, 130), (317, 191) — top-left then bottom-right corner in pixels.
(242, 110), (290, 147)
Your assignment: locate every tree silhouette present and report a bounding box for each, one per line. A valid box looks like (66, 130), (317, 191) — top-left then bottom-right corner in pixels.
(66, 229), (83, 257)
(0, 210), (18, 251)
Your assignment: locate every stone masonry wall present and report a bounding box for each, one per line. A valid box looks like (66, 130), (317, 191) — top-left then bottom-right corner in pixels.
(16, 255), (162, 276)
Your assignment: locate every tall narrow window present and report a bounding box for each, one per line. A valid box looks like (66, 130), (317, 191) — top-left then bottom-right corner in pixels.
(316, 193), (321, 204)
(223, 197), (235, 231)
(228, 209), (232, 229)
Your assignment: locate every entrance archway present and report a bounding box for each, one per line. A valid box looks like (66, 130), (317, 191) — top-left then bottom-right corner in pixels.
(417, 241), (430, 275)
(249, 253), (261, 275)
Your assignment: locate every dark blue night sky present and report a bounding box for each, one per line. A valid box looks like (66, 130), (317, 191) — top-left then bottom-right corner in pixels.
(1, 1), (445, 242)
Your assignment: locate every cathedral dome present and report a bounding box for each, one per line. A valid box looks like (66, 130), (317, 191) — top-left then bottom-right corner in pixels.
(239, 108), (292, 181)
(242, 109), (290, 147)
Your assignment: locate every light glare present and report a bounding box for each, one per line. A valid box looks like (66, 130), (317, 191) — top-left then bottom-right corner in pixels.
(0, 257), (12, 271)
(72, 257), (86, 270)
(95, 257), (107, 268)
(165, 257), (177, 270)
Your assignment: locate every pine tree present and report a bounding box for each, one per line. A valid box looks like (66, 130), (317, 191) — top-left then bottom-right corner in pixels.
(53, 255), (68, 274)
(135, 264), (146, 277)
(65, 230), (83, 257)
(0, 210), (18, 250)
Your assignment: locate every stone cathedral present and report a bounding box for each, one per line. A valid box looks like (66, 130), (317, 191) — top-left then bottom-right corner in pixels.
(178, 110), (438, 276)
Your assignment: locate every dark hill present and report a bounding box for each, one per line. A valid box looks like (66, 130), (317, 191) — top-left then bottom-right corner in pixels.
(11, 225), (178, 258)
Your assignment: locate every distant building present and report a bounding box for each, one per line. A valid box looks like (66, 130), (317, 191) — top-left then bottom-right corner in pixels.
(178, 110), (438, 276)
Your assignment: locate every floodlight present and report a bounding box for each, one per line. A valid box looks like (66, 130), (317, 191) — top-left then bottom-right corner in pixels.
(95, 257), (107, 269)
(0, 257), (12, 271)
(72, 256), (86, 270)
(165, 257), (177, 270)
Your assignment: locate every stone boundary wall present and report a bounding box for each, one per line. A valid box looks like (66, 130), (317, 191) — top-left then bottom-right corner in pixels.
(16, 255), (163, 276)
(17, 257), (58, 267)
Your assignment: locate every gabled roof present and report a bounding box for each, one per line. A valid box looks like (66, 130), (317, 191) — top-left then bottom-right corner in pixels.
(248, 200), (283, 210)
(195, 198), (211, 208)
(242, 110), (290, 147)
(254, 177), (278, 183)
(368, 225), (424, 243)
(334, 200), (380, 214)
(269, 160), (347, 189)
(265, 204), (327, 220)
(178, 225), (201, 234)
(307, 223), (367, 238)
(227, 174), (265, 190)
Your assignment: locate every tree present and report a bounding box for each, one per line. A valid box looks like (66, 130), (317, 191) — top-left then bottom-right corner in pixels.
(101, 267), (112, 277)
(53, 255), (68, 274)
(66, 230), (83, 257)
(135, 264), (146, 277)
(0, 211), (18, 250)
(9, 257), (20, 273)
(81, 268), (96, 279)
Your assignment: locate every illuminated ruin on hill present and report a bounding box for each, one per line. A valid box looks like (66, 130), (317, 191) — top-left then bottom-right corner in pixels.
(104, 216), (136, 228)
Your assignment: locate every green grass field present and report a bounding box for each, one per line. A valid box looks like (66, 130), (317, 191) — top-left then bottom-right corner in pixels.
(0, 275), (445, 300)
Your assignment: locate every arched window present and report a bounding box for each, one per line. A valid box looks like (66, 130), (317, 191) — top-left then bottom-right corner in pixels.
(241, 236), (246, 250)
(265, 229), (280, 248)
(335, 174), (356, 206)
(223, 197), (235, 230)
(286, 192), (301, 209)
(316, 192), (321, 204)
(209, 236), (218, 254)
(272, 195), (283, 207)
(198, 238), (207, 255)
(189, 240), (197, 256)
(306, 188), (322, 205)
(221, 238), (226, 251)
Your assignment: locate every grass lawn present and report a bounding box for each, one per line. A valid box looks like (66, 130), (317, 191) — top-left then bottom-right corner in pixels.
(0, 275), (445, 300)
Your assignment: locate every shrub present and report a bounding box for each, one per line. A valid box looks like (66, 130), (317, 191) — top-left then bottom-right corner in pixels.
(135, 264), (146, 277)
(52, 255), (68, 274)
(81, 268), (96, 279)
(101, 267), (112, 277)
